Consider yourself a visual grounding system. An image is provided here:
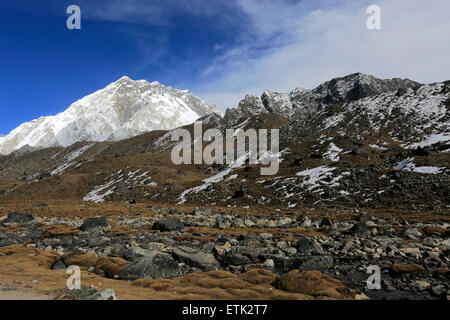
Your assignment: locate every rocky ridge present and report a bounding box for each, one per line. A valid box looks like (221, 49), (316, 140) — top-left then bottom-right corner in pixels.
(223, 73), (421, 122)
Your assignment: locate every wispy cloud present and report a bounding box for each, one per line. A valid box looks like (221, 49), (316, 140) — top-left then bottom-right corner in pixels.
(3, 0), (449, 112)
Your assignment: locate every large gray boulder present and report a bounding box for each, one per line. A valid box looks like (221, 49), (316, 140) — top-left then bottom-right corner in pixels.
(348, 222), (370, 236)
(80, 217), (111, 233)
(152, 219), (185, 232)
(172, 246), (219, 271)
(123, 247), (155, 261)
(296, 237), (324, 255)
(120, 252), (181, 280)
(2, 212), (34, 226)
(298, 256), (333, 271)
(222, 253), (252, 266)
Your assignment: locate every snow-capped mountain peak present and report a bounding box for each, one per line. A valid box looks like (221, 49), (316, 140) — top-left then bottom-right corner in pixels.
(0, 77), (220, 155)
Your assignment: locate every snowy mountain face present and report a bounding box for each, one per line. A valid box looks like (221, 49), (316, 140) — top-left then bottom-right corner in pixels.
(280, 80), (450, 151)
(224, 73), (422, 122)
(0, 77), (220, 155)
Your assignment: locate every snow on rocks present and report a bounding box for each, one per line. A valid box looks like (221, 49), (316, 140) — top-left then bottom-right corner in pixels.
(396, 158), (444, 174)
(324, 143), (343, 162)
(51, 143), (94, 175)
(406, 133), (450, 149)
(83, 179), (119, 203)
(296, 166), (338, 192)
(323, 114), (345, 130)
(177, 153), (248, 204)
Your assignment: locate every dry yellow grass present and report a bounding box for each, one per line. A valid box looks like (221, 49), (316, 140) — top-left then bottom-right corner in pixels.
(0, 245), (359, 300)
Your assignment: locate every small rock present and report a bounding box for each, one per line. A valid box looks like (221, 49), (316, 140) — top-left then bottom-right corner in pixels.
(402, 247), (421, 258)
(152, 219), (185, 232)
(260, 233), (273, 240)
(278, 217), (292, 226)
(244, 219), (255, 227)
(341, 240), (353, 254)
(213, 245), (229, 257)
(413, 280), (430, 291)
(223, 253), (251, 266)
(320, 218), (334, 228)
(88, 236), (110, 247)
(214, 217), (233, 229)
(32, 203), (49, 208)
(403, 228), (422, 239)
(145, 242), (165, 251)
(262, 259), (275, 269)
(431, 285), (446, 296)
(426, 251), (440, 259)
(348, 222), (370, 236)
(372, 253), (381, 259)
(299, 214), (312, 228)
(95, 289), (117, 300)
(52, 260), (67, 270)
(194, 208), (212, 216)
(440, 239), (450, 249)
(80, 217), (111, 233)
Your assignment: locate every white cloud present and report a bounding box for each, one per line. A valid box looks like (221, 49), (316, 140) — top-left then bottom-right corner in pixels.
(197, 0), (450, 111)
(10, 0), (448, 112)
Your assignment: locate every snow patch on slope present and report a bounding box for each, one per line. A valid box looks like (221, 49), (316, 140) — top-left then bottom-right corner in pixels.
(83, 179), (119, 203)
(51, 143), (94, 175)
(296, 166), (338, 191)
(396, 157), (444, 174)
(324, 143), (343, 162)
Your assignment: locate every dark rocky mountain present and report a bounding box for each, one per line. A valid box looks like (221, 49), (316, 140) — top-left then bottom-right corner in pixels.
(223, 73), (422, 123)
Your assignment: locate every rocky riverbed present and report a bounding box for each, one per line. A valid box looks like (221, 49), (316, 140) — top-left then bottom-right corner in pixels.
(0, 203), (448, 300)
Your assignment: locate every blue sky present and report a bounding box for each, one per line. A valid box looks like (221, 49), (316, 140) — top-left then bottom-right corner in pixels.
(1, 0), (450, 135)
